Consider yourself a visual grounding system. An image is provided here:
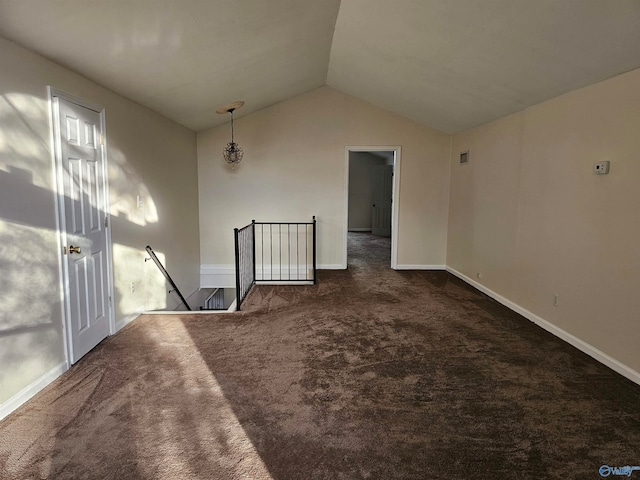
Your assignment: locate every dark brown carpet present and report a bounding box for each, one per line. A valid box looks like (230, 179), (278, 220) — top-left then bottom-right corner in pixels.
(2, 232), (640, 479)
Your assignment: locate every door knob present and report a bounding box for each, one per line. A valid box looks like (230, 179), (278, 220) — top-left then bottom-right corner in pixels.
(69, 245), (81, 254)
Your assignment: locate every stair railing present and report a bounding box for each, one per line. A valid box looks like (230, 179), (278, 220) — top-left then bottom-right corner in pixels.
(145, 245), (191, 311)
(234, 216), (316, 310)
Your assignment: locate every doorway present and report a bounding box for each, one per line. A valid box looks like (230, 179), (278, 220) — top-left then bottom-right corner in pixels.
(344, 146), (400, 268)
(51, 89), (114, 364)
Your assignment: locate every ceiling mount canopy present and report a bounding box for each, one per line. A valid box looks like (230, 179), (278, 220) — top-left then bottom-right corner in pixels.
(215, 100), (245, 115)
(216, 101), (245, 168)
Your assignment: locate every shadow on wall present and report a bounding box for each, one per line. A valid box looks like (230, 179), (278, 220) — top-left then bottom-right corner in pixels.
(0, 166), (64, 403)
(0, 91), (175, 404)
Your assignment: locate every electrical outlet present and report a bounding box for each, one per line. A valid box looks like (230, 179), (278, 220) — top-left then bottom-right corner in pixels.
(553, 294), (559, 307)
(130, 281), (136, 294)
(476, 272), (482, 279)
(594, 161), (610, 175)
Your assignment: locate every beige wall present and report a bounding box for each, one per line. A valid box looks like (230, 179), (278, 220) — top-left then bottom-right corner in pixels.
(198, 86), (451, 269)
(348, 152), (386, 230)
(448, 68), (640, 373)
(0, 37), (200, 406)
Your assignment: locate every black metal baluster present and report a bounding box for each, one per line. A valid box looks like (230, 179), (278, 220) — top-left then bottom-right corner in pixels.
(234, 228), (241, 310)
(279, 224), (282, 280)
(312, 216), (317, 284)
(251, 220), (256, 286)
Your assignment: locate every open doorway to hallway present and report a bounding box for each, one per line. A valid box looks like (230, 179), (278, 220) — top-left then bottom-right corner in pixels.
(346, 150), (395, 267)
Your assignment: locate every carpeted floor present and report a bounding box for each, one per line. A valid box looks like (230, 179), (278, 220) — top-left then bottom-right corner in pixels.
(2, 232), (640, 479)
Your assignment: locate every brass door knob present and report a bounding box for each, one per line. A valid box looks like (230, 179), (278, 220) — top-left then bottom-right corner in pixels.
(69, 245), (81, 254)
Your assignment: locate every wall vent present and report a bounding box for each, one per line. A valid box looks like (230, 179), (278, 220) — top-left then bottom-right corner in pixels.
(460, 150), (469, 165)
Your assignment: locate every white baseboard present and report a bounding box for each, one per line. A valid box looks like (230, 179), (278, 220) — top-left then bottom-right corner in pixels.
(202, 264), (346, 287)
(200, 264), (236, 288)
(395, 264), (446, 270)
(0, 361), (68, 421)
(318, 264), (345, 270)
(445, 266), (640, 387)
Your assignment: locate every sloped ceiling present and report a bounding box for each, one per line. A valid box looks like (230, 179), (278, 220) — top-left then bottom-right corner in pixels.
(0, 0), (341, 131)
(328, 0), (640, 133)
(1, 0), (640, 133)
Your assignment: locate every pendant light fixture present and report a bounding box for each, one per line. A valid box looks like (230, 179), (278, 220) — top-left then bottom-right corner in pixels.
(216, 100), (245, 168)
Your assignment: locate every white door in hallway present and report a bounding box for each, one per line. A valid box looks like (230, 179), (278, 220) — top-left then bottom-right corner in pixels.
(371, 165), (393, 237)
(54, 94), (112, 364)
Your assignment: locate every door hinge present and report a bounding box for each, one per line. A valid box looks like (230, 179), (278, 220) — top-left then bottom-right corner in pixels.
(63, 246), (67, 255)
(104, 217), (109, 228)
(100, 133), (105, 145)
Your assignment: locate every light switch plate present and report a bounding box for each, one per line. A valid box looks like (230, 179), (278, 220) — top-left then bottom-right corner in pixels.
(594, 161), (610, 175)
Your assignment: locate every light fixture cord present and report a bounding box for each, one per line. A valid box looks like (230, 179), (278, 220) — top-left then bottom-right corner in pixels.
(230, 109), (235, 144)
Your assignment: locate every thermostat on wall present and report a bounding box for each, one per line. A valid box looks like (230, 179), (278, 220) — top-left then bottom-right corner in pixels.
(594, 161), (610, 175)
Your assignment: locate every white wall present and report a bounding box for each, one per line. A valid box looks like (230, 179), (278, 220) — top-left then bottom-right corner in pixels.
(348, 152), (386, 230)
(198, 86), (450, 278)
(0, 37), (200, 409)
(448, 68), (640, 375)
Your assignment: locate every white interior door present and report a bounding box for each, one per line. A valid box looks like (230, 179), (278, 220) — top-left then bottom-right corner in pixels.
(371, 165), (393, 237)
(55, 95), (111, 364)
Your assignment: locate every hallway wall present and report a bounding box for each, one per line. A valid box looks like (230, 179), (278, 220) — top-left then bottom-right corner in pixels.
(448, 67), (640, 375)
(198, 86), (451, 280)
(0, 37), (200, 412)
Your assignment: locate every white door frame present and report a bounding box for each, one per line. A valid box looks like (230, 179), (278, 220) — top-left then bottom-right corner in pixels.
(49, 87), (115, 365)
(344, 146), (401, 269)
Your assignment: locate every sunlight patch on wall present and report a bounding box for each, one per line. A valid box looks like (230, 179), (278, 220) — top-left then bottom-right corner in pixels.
(108, 146), (159, 226)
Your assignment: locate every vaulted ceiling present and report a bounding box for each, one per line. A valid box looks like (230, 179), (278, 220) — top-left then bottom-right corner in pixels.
(1, 0), (640, 133)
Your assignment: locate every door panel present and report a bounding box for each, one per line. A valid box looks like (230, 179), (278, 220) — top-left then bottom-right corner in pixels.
(371, 165), (393, 237)
(57, 97), (110, 363)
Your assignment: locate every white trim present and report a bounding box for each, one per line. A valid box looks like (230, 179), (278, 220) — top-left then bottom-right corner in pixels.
(144, 303), (237, 315)
(348, 228), (372, 232)
(395, 264), (446, 270)
(143, 308), (236, 315)
(344, 146), (402, 270)
(49, 88), (115, 364)
(144, 287), (238, 314)
(318, 264), (345, 270)
(446, 266), (640, 386)
(101, 108), (116, 336)
(48, 88), (70, 368)
(0, 362), (68, 421)
(200, 264), (236, 288)
(201, 263), (344, 287)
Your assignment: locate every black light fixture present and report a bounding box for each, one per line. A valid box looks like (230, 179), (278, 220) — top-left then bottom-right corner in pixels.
(216, 100), (245, 168)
